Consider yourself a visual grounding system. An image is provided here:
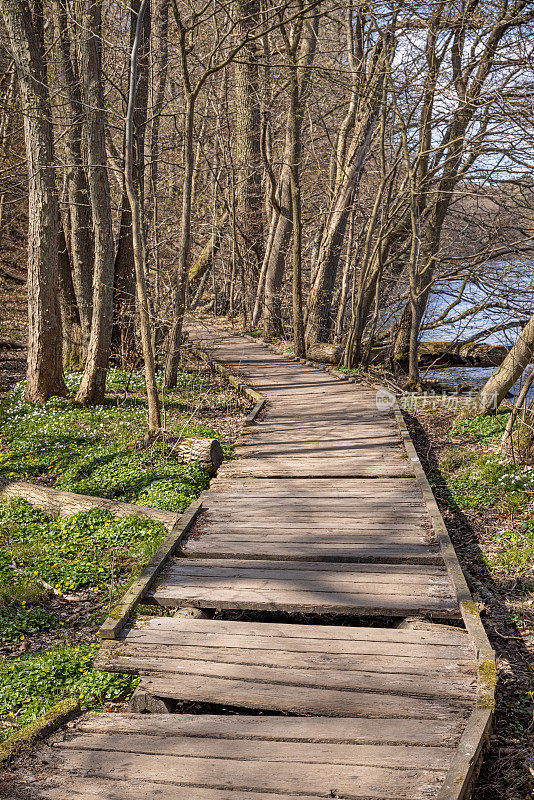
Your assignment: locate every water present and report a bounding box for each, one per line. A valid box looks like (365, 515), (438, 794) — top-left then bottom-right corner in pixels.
(419, 262), (534, 399)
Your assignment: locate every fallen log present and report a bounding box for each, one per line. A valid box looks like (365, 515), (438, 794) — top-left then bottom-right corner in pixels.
(306, 343), (344, 365)
(0, 479), (178, 530)
(369, 341), (508, 368)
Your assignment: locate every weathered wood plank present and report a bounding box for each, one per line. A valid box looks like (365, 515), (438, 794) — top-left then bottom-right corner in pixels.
(154, 562), (449, 586)
(49, 748), (448, 799)
(126, 615), (472, 649)
(96, 653), (475, 700)
(41, 781), (352, 800)
(98, 641), (474, 676)
(148, 584), (460, 617)
(58, 732), (457, 770)
(74, 711), (465, 745)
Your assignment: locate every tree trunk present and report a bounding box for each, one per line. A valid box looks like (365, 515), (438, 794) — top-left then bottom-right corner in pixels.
(261, 13), (319, 338)
(165, 93), (195, 387)
(54, 0), (94, 356)
(305, 33), (388, 347)
(1, 0), (66, 402)
(461, 314), (534, 418)
(148, 0), (169, 302)
(501, 370), (534, 453)
(289, 59), (304, 359)
(306, 100), (383, 345)
(262, 170), (292, 337)
(124, 0), (161, 432)
(112, 0), (151, 364)
(233, 0), (263, 318)
(75, 0), (115, 405)
(334, 209), (355, 344)
(57, 215), (83, 367)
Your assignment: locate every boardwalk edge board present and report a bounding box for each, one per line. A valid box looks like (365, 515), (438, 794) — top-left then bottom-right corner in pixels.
(214, 325), (495, 800)
(392, 405), (495, 800)
(99, 500), (203, 640)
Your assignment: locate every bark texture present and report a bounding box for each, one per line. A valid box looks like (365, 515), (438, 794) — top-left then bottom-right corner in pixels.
(76, 0), (115, 405)
(1, 0), (66, 402)
(233, 0), (263, 316)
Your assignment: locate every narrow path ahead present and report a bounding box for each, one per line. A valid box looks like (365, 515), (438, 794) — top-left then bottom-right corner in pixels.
(35, 322), (493, 800)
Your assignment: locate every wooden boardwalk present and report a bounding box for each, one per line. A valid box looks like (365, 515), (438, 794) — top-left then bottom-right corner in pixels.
(36, 322), (494, 800)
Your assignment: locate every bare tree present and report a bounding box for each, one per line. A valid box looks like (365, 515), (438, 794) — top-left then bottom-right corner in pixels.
(1, 0), (66, 402)
(75, 0), (115, 405)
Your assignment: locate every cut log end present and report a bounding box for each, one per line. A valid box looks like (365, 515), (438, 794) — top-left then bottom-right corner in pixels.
(174, 437), (224, 475)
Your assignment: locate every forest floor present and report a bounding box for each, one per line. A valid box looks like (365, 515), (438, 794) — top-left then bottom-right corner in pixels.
(0, 356), (249, 748)
(406, 406), (534, 800)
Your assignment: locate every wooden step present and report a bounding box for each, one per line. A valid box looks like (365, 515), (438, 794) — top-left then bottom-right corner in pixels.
(96, 616), (475, 716)
(147, 557), (460, 617)
(40, 712), (464, 799)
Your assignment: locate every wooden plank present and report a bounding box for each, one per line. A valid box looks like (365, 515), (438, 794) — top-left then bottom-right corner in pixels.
(42, 781), (352, 800)
(436, 708), (493, 800)
(59, 731), (457, 770)
(165, 558), (450, 575)
(98, 641), (474, 677)
(182, 550), (443, 565)
(181, 543), (443, 563)
(192, 519), (434, 532)
(194, 514), (433, 525)
(208, 476), (419, 489)
(126, 615), (472, 648)
(114, 633), (472, 661)
(50, 748), (448, 799)
(236, 443), (403, 456)
(151, 565), (457, 597)
(183, 536), (436, 550)
(155, 562), (449, 586)
(219, 461), (414, 478)
(96, 651), (475, 700)
(99, 501), (203, 640)
(74, 711), (465, 746)
(148, 584), (460, 617)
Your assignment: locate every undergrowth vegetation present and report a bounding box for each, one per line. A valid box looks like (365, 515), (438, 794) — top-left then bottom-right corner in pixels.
(439, 411), (534, 514)
(0, 644), (135, 739)
(0, 366), (238, 512)
(435, 411), (534, 577)
(0, 499), (155, 741)
(0, 361), (246, 742)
